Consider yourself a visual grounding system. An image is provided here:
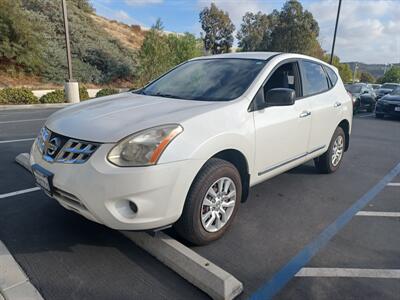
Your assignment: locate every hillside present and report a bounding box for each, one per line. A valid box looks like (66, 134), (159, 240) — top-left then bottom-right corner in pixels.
(0, 0), (147, 88)
(89, 14), (147, 51)
(345, 62), (400, 79)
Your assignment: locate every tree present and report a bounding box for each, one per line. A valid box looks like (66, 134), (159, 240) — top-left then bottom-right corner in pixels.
(236, 12), (271, 51)
(0, 0), (44, 73)
(379, 66), (400, 83)
(268, 0), (322, 58)
(323, 54), (353, 83)
(199, 3), (235, 54)
(359, 71), (375, 83)
(138, 19), (201, 85)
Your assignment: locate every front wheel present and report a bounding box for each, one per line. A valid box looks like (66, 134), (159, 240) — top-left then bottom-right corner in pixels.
(174, 158), (241, 245)
(375, 113), (384, 119)
(314, 127), (345, 174)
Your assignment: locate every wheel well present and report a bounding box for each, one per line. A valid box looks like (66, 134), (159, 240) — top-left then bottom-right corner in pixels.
(213, 149), (250, 202)
(338, 119), (350, 151)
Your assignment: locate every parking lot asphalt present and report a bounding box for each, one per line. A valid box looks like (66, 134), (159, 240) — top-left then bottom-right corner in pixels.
(0, 108), (399, 300)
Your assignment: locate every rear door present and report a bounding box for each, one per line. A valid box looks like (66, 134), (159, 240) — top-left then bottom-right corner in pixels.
(299, 60), (342, 154)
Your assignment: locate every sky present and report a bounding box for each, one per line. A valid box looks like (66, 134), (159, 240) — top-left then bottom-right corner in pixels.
(90, 0), (400, 64)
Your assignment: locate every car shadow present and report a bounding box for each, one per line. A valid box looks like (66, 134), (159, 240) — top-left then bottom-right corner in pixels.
(287, 162), (319, 175)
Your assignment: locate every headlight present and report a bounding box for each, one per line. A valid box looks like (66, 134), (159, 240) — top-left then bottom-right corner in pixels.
(107, 124), (183, 167)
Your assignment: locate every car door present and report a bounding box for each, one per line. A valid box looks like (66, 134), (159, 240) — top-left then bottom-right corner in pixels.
(300, 60), (341, 154)
(253, 60), (312, 180)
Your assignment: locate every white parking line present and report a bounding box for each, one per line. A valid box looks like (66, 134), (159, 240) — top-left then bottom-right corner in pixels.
(0, 138), (35, 144)
(356, 211), (400, 217)
(387, 182), (400, 186)
(0, 187), (40, 199)
(357, 114), (374, 118)
(296, 268), (400, 279)
(0, 118), (46, 124)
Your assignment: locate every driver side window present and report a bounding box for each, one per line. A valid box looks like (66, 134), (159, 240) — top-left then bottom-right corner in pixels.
(263, 62), (300, 97)
(252, 61), (300, 111)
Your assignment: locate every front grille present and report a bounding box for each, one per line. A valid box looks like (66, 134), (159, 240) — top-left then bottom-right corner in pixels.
(37, 127), (99, 164)
(55, 140), (98, 164)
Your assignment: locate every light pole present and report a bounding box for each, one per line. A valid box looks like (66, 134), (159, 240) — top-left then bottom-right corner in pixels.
(61, 0), (80, 103)
(352, 63), (358, 83)
(330, 0), (342, 65)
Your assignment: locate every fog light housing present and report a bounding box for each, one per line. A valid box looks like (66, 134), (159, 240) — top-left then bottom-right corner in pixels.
(114, 199), (138, 219)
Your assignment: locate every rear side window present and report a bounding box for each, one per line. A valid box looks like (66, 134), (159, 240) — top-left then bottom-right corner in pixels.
(324, 66), (338, 86)
(301, 61), (329, 96)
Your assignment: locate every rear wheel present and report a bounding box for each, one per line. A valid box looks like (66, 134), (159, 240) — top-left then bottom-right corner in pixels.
(314, 127), (345, 174)
(174, 158), (241, 245)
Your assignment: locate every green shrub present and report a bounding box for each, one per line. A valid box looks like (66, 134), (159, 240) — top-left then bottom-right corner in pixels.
(0, 88), (39, 104)
(40, 89), (65, 103)
(96, 88), (118, 98)
(79, 85), (90, 101)
(39, 85), (90, 103)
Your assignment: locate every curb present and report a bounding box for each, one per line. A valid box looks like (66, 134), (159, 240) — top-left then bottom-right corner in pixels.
(0, 103), (72, 110)
(0, 241), (44, 300)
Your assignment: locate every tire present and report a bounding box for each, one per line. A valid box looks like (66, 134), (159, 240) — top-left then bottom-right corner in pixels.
(375, 113), (384, 119)
(314, 127), (345, 174)
(174, 158), (242, 245)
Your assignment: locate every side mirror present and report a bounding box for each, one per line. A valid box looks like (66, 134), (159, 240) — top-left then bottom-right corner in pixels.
(265, 88), (296, 107)
(362, 90), (369, 94)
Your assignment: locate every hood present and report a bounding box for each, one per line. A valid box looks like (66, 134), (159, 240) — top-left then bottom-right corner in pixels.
(377, 88), (392, 95)
(46, 92), (223, 142)
(380, 94), (400, 102)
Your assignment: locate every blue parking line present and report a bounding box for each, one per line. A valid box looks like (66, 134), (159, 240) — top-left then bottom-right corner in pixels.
(250, 162), (400, 300)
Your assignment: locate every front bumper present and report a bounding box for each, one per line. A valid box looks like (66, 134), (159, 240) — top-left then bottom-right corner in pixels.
(30, 140), (205, 230)
(375, 102), (400, 116)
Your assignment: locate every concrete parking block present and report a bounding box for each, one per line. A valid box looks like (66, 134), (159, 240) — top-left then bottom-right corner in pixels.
(15, 153), (31, 173)
(122, 231), (243, 300)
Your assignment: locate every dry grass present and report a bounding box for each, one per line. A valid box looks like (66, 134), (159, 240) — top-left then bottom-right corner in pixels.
(90, 14), (147, 50)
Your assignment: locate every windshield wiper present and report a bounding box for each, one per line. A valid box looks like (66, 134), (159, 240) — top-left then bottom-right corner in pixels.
(151, 92), (182, 99)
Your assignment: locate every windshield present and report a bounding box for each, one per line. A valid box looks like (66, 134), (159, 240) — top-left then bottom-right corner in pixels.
(390, 87), (400, 95)
(345, 85), (362, 93)
(140, 58), (267, 101)
(381, 84), (399, 90)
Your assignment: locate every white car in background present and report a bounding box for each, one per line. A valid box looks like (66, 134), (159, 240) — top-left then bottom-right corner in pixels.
(30, 52), (352, 245)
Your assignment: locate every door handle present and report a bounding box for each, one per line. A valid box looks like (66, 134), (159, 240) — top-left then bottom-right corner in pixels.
(299, 111), (311, 118)
(334, 102), (342, 108)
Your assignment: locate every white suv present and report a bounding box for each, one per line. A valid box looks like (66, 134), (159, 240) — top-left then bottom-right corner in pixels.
(30, 52), (352, 245)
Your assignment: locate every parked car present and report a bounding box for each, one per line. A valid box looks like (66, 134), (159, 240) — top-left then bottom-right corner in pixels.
(375, 87), (400, 118)
(375, 83), (400, 100)
(30, 52), (352, 245)
(371, 84), (381, 90)
(345, 83), (376, 113)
